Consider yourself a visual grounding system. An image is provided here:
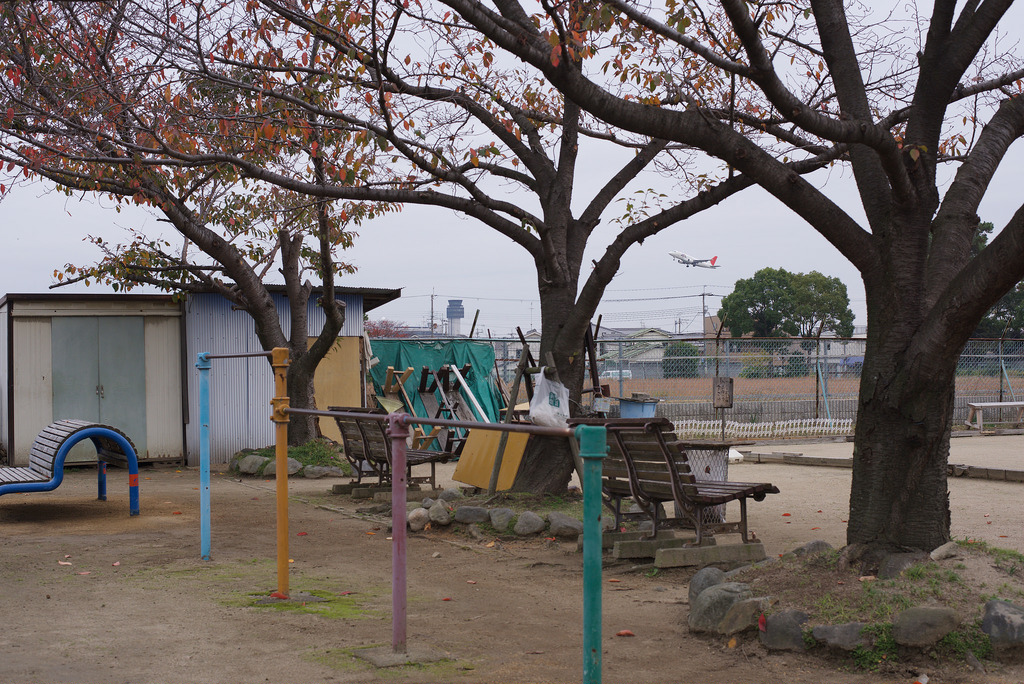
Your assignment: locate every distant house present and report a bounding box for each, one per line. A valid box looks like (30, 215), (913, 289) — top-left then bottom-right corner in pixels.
(597, 327), (674, 379)
(0, 286), (400, 467)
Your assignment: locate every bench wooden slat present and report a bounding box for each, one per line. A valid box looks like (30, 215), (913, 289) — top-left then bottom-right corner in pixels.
(329, 406), (451, 489)
(0, 467), (50, 483)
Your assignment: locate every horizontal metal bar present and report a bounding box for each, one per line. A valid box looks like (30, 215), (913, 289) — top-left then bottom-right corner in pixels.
(285, 407), (573, 438)
(200, 351), (274, 360)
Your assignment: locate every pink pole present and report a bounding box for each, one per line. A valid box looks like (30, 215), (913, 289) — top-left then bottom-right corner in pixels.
(387, 413), (409, 654)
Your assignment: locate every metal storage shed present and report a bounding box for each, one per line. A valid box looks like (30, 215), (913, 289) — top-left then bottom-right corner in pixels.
(0, 293), (184, 466)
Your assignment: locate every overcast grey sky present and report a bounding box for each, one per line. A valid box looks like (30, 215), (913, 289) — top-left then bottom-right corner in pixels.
(3, 141), (1022, 338)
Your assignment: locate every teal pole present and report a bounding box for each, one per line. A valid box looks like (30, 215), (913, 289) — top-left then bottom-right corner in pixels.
(196, 352), (212, 561)
(577, 424), (607, 684)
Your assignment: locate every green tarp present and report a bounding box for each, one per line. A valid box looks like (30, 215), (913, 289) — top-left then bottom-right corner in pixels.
(367, 340), (504, 423)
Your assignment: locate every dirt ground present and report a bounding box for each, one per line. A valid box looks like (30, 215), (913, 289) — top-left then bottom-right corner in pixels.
(2, 433), (1023, 684)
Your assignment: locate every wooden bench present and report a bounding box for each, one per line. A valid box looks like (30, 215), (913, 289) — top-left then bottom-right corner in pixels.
(0, 419), (140, 515)
(329, 407), (451, 489)
(573, 417), (777, 544)
(966, 401), (1024, 430)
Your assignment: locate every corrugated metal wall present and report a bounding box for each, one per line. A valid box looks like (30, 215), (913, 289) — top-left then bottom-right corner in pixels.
(0, 303), (7, 460)
(183, 292), (364, 464)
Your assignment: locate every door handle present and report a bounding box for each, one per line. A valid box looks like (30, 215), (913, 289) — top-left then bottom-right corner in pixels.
(96, 384), (105, 399)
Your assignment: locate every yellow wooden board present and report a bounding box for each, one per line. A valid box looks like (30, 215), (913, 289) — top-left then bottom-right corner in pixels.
(311, 336), (363, 444)
(452, 429), (530, 491)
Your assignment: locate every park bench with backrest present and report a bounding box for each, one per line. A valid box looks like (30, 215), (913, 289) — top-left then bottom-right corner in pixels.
(572, 417), (777, 544)
(965, 401), (1024, 430)
(0, 419), (140, 515)
(329, 407), (451, 489)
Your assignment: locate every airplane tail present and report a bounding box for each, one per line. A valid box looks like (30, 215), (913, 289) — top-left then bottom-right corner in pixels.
(710, 256), (718, 266)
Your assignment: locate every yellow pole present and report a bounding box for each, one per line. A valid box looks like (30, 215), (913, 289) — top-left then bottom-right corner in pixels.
(271, 347), (291, 598)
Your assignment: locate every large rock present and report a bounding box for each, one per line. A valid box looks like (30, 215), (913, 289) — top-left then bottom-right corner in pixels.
(547, 512), (584, 539)
(687, 582), (752, 633)
(893, 606), (958, 647)
(812, 623), (872, 651)
(513, 511), (546, 536)
(790, 540), (834, 558)
(302, 466), (333, 479)
(688, 566), (726, 605)
(759, 610), (809, 651)
(438, 488), (465, 501)
(982, 600), (1024, 657)
(454, 506), (491, 524)
(718, 597), (773, 635)
(877, 551), (928, 579)
(262, 457), (302, 477)
(930, 541), (961, 561)
(428, 500), (452, 526)
(490, 508), (514, 532)
(408, 507), (430, 532)
(236, 454), (268, 475)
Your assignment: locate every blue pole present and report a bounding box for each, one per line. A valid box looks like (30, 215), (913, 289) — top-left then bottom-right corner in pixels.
(577, 424), (607, 684)
(97, 461), (107, 501)
(196, 352), (212, 561)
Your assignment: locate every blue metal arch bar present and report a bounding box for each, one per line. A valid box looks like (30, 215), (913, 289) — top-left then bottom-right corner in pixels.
(0, 425), (140, 515)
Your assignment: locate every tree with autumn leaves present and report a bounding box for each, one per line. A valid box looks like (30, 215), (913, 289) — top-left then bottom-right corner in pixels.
(0, 2), (402, 444)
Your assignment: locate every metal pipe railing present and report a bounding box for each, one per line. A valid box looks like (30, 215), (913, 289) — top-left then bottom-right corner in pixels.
(286, 406), (574, 439)
(284, 404), (605, 683)
(197, 351), (273, 360)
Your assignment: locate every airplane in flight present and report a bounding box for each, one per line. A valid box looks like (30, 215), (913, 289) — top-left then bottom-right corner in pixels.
(669, 251), (720, 268)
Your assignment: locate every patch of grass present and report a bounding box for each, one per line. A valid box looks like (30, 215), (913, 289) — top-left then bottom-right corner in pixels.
(234, 589), (372, 620)
(851, 623), (898, 671)
(860, 582), (914, 622)
(802, 628), (818, 650)
(252, 438), (352, 474)
(957, 538), (1024, 576)
(484, 491), (583, 520)
(935, 620), (993, 661)
(814, 593), (859, 623)
(807, 548), (841, 570)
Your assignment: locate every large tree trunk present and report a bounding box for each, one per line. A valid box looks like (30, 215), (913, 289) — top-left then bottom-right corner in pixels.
(847, 311), (956, 551)
(286, 363), (320, 445)
(511, 277), (587, 494)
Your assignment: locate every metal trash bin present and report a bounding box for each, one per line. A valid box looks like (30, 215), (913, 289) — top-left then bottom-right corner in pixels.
(678, 441), (731, 523)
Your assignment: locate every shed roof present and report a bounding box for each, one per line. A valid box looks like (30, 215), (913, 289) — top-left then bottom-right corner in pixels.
(1, 286), (402, 312)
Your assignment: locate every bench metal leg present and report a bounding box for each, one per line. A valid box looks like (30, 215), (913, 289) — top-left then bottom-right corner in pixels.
(737, 498), (749, 543)
(98, 462), (108, 501)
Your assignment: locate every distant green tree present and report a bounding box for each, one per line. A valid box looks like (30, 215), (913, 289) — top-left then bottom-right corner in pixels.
(791, 271), (856, 338)
(718, 268), (798, 338)
(973, 282), (1024, 338)
(719, 268), (855, 339)
(784, 355), (811, 378)
(972, 222), (1024, 338)
(971, 221), (995, 258)
(662, 341), (701, 378)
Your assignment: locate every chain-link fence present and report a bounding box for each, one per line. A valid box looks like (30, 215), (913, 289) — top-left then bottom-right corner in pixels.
(385, 336), (1024, 438)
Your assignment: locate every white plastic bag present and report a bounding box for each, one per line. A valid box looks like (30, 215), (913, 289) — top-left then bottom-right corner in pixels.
(529, 369), (570, 427)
